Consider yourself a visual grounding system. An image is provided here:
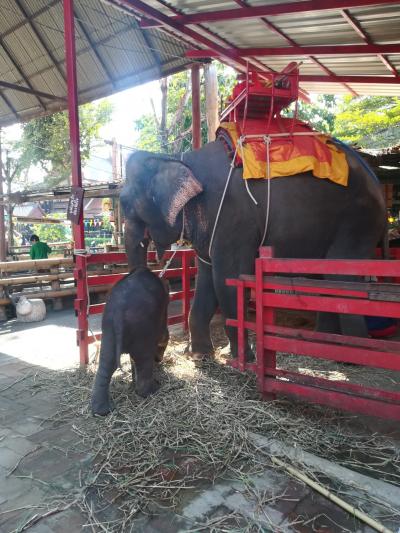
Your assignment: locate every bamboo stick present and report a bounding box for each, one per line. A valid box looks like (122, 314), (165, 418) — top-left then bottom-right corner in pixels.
(0, 273), (74, 285)
(0, 257), (73, 273)
(0, 284), (112, 305)
(271, 456), (394, 533)
(250, 433), (400, 510)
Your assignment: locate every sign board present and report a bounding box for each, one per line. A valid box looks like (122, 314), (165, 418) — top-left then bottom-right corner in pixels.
(67, 186), (84, 224)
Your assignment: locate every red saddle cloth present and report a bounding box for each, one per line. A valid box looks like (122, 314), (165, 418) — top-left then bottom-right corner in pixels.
(216, 118), (349, 186)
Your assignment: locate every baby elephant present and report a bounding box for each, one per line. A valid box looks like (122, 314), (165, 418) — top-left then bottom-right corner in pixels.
(91, 267), (169, 416)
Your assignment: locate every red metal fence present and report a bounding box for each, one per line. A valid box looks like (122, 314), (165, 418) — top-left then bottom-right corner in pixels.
(74, 249), (197, 365)
(227, 246), (400, 421)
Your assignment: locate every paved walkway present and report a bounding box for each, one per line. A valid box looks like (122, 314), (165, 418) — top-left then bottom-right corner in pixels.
(0, 310), (398, 532)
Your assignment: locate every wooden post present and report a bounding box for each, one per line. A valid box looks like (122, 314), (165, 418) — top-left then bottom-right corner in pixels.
(204, 63), (219, 142)
(191, 64), (202, 150)
(0, 129), (6, 262)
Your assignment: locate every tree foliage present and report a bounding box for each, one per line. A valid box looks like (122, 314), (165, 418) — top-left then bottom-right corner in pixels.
(32, 214), (70, 243)
(19, 100), (113, 187)
(135, 63), (236, 154)
(296, 95), (338, 134)
(334, 96), (400, 148)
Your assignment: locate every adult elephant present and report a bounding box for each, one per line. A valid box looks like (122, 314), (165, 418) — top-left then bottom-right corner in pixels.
(120, 140), (386, 359)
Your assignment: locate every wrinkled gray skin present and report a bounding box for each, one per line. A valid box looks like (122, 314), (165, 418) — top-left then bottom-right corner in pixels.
(91, 266), (169, 415)
(120, 140), (386, 360)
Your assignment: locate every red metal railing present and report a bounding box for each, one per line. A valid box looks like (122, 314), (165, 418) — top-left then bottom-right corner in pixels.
(74, 249), (197, 365)
(227, 246), (400, 420)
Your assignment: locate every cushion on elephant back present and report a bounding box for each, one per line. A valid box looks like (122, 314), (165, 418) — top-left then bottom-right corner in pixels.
(216, 119), (349, 186)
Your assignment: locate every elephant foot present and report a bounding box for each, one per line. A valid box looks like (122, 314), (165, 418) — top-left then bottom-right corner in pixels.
(136, 379), (160, 398)
(189, 350), (214, 362)
(91, 397), (115, 417)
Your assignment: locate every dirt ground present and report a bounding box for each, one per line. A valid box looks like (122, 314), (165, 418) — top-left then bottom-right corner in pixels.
(0, 310), (400, 533)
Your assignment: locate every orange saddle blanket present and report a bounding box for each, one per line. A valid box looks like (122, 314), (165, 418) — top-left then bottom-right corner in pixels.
(217, 119), (349, 187)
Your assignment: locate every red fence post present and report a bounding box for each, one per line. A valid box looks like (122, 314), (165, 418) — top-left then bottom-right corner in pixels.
(258, 247), (276, 399)
(182, 250), (193, 331)
(237, 279), (246, 371)
(74, 255), (88, 364)
(63, 0), (88, 365)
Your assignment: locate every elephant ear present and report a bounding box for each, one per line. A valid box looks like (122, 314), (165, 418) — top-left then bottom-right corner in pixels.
(147, 158), (203, 227)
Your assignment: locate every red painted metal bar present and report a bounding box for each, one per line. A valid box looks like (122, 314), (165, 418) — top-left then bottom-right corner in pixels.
(341, 9), (399, 77)
(264, 324), (400, 353)
(166, 0), (400, 25)
(265, 367), (400, 404)
(226, 246), (400, 420)
(106, 0), (311, 104)
(264, 334), (400, 370)
(264, 379), (400, 421)
(63, 0), (88, 365)
(181, 251), (191, 329)
(79, 249), (196, 359)
(299, 75), (400, 84)
(191, 64), (201, 150)
(236, 279), (246, 371)
(186, 44), (400, 58)
(261, 293), (400, 318)
(108, 0), (258, 73)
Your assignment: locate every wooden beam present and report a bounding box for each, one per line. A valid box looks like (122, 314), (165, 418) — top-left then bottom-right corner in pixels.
(0, 80), (64, 101)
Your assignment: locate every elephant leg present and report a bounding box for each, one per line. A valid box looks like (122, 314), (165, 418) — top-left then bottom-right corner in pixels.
(91, 330), (118, 416)
(211, 256), (254, 360)
(156, 327), (169, 363)
(189, 260), (218, 358)
(321, 236), (374, 338)
(131, 341), (159, 397)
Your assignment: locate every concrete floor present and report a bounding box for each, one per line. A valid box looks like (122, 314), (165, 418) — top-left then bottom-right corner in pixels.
(0, 310), (397, 532)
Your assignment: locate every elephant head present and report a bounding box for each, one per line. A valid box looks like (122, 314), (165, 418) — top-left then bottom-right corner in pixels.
(121, 151), (203, 268)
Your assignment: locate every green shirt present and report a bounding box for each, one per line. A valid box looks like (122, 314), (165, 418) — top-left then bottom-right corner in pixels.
(30, 242), (52, 260)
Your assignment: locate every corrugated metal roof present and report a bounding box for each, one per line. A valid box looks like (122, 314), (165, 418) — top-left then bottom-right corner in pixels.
(1, 0), (400, 128)
(0, 0), (193, 127)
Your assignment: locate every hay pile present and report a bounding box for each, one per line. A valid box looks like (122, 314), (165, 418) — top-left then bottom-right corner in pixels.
(19, 325), (400, 531)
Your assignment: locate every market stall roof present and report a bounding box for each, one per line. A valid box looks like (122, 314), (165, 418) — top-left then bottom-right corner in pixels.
(1, 0), (400, 128)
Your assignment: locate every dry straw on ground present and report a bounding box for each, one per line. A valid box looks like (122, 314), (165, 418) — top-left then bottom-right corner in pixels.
(8, 324), (400, 532)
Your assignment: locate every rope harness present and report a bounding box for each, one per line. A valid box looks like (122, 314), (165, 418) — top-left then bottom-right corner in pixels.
(202, 133), (276, 267)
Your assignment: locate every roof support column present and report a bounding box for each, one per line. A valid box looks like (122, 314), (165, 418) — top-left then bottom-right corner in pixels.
(0, 129), (6, 261)
(63, 0), (88, 365)
(191, 64), (201, 150)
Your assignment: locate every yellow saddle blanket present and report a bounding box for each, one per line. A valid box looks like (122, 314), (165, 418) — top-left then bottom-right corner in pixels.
(218, 121), (349, 187)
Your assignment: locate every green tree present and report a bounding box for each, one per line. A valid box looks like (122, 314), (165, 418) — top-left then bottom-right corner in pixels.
(1, 144), (31, 249)
(19, 100), (113, 187)
(284, 94), (338, 134)
(32, 214), (70, 243)
(334, 96), (400, 148)
(135, 62), (236, 154)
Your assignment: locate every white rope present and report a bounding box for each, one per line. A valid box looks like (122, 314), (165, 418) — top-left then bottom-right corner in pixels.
(197, 255), (212, 266)
(208, 143), (240, 260)
(239, 137), (258, 206)
(245, 179), (258, 205)
(260, 135), (272, 247)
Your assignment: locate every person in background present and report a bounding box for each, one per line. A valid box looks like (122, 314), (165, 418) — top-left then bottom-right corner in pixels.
(29, 235), (52, 260)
